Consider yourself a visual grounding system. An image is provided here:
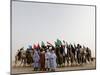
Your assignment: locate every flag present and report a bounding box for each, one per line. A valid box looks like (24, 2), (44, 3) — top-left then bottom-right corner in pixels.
(54, 41), (58, 47)
(56, 39), (62, 46)
(28, 45), (32, 49)
(33, 44), (37, 49)
(37, 43), (40, 49)
(41, 41), (45, 47)
(47, 41), (53, 46)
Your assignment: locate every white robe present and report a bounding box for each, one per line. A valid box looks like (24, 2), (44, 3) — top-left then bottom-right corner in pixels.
(33, 50), (40, 68)
(45, 51), (51, 68)
(65, 46), (67, 54)
(49, 52), (57, 69)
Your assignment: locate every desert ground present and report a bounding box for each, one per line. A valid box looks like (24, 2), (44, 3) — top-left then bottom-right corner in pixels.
(11, 59), (96, 74)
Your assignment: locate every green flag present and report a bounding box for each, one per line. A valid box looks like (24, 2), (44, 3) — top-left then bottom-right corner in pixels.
(55, 41), (57, 47)
(41, 41), (45, 47)
(56, 39), (62, 46)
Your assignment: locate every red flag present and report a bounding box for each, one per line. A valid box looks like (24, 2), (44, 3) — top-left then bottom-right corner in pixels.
(33, 44), (37, 49)
(37, 43), (40, 49)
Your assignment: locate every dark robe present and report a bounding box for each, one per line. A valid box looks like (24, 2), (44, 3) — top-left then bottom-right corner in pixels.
(40, 51), (45, 70)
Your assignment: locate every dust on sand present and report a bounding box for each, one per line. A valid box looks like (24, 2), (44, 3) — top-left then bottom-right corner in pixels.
(11, 59), (96, 74)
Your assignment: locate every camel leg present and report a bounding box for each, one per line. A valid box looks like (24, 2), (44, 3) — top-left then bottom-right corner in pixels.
(20, 58), (23, 66)
(14, 56), (18, 66)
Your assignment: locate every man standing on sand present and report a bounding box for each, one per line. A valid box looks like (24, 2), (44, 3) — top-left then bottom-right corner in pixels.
(50, 50), (57, 72)
(45, 49), (51, 71)
(40, 49), (45, 71)
(32, 49), (40, 71)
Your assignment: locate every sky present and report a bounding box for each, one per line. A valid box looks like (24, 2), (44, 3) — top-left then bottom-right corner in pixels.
(12, 1), (95, 60)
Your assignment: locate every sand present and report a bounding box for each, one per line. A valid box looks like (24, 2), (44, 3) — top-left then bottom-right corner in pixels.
(11, 59), (96, 74)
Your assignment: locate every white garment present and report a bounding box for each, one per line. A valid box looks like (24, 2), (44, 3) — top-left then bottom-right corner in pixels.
(65, 46), (67, 54)
(45, 51), (51, 68)
(49, 52), (57, 69)
(33, 50), (40, 68)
